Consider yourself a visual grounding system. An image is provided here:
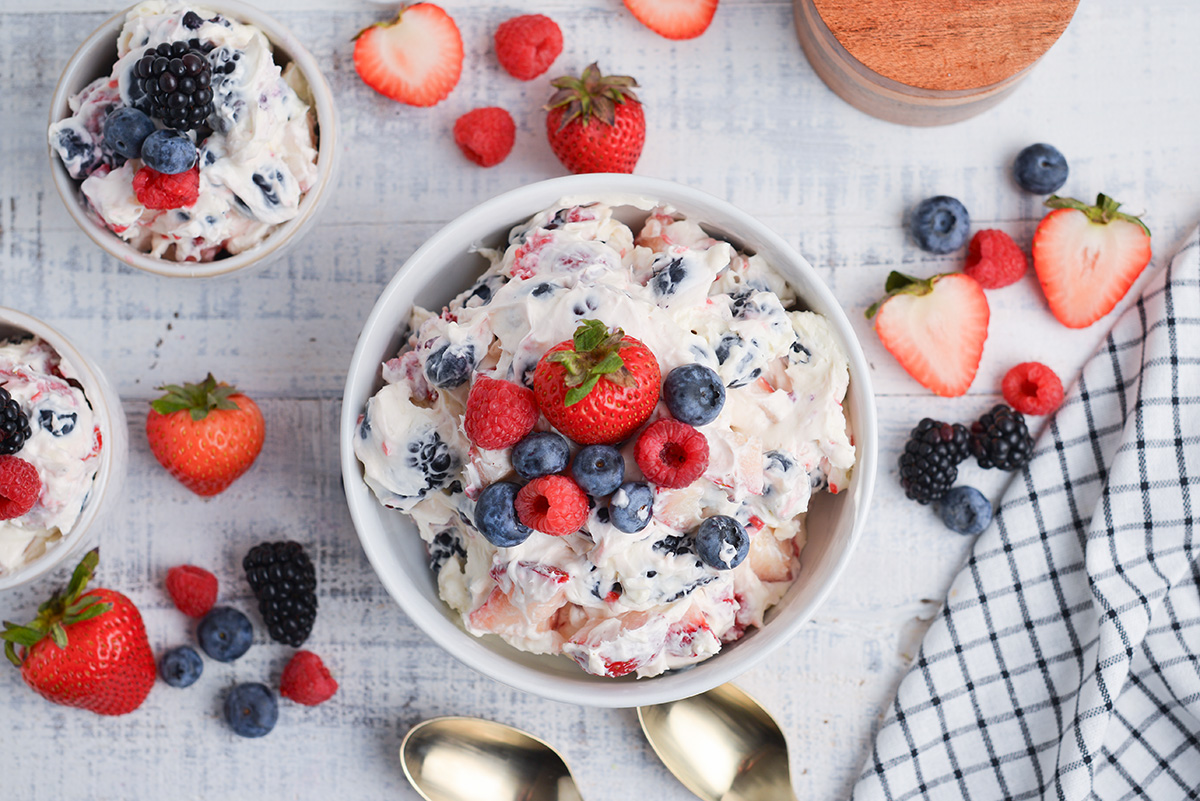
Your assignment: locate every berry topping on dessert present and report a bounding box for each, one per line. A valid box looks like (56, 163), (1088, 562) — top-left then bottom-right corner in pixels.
(197, 606), (253, 662)
(132, 165), (200, 210)
(695, 515), (749, 570)
(354, 2), (463, 107)
(512, 432), (570, 480)
(867, 271), (990, 397)
(0, 388), (31, 455)
(140, 128), (198, 175)
(937, 486), (993, 536)
(0, 456), (41, 520)
(453, 107), (517, 168)
(662, 363), (725, 426)
(464, 375), (539, 450)
(280, 650), (338, 706)
(609, 481), (654, 533)
(514, 475), (589, 536)
(224, 683), (278, 738)
(964, 229), (1027, 289)
(533, 319), (661, 445)
(101, 107), (156, 159)
(131, 40), (215, 130)
(897, 418), (970, 505)
(1002, 362), (1064, 416)
(545, 63), (644, 175)
(623, 0), (719, 40)
(571, 444), (625, 496)
(158, 646), (203, 688)
(494, 14), (563, 80)
(635, 418), (709, 489)
(970, 404), (1034, 471)
(910, 195), (971, 254)
(1013, 143), (1069, 195)
(243, 541), (318, 647)
(474, 482), (532, 547)
(165, 565), (219, 618)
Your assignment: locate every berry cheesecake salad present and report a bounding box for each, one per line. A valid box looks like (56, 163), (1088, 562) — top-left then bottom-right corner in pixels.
(48, 0), (318, 262)
(354, 199), (855, 678)
(0, 338), (102, 577)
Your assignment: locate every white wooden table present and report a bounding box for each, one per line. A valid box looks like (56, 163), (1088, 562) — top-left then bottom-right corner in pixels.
(3, 1), (1199, 798)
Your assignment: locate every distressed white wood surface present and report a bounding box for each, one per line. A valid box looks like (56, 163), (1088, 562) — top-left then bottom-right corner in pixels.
(1, 1), (1199, 799)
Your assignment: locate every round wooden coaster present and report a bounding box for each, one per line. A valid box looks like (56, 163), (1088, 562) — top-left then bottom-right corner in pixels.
(794, 0), (1080, 126)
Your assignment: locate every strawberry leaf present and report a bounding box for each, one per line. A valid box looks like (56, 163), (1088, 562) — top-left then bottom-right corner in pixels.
(151, 373), (241, 420)
(64, 600), (111, 627)
(573, 319), (610, 352)
(49, 622), (67, 649)
(592, 351), (624, 375)
(1045, 193), (1152, 237)
(565, 374), (602, 406)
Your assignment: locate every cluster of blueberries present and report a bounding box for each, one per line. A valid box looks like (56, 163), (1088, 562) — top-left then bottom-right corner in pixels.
(104, 107), (198, 175)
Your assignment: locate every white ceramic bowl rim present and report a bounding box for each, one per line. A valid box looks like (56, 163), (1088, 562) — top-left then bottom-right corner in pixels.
(46, 0), (339, 279)
(340, 174), (878, 707)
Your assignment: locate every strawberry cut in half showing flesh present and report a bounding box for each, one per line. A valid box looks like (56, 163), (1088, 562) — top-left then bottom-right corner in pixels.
(353, 3), (463, 107)
(623, 0), (719, 40)
(867, 271), (990, 398)
(1032, 193), (1152, 329)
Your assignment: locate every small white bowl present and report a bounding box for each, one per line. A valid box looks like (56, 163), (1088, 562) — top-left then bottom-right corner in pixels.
(0, 308), (128, 592)
(47, 0), (339, 279)
(340, 175), (878, 707)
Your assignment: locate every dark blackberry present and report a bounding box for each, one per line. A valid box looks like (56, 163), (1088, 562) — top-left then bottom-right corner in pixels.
(898, 418), (971, 504)
(970, 404), (1034, 471)
(132, 40), (214, 130)
(243, 541), (318, 647)
(0, 388), (31, 455)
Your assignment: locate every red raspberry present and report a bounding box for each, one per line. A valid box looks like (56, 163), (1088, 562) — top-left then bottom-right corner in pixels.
(453, 107), (516, 168)
(0, 456), (41, 519)
(133, 165), (200, 210)
(280, 650), (339, 706)
(514, 475), (588, 536)
(635, 419), (709, 489)
(494, 14), (563, 81)
(165, 565), (218, 618)
(1002, 362), (1064, 416)
(964, 229), (1027, 289)
(464, 375), (539, 450)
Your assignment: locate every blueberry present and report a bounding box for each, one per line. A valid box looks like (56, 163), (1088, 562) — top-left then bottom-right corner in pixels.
(140, 128), (197, 174)
(650, 256), (687, 296)
(197, 606), (253, 662)
(571, 445), (625, 496)
(424, 343), (475, 388)
(38, 409), (76, 437)
(695, 515), (749, 570)
(182, 10), (204, 29)
(610, 482), (653, 533)
(1013, 143), (1069, 195)
(663, 364), (726, 426)
(937, 486), (993, 535)
(512, 432), (570, 480)
(474, 482), (532, 547)
(102, 107), (156, 159)
(405, 430), (457, 495)
(429, 528), (467, 573)
(158, 646), (203, 688)
(910, 196), (970, 254)
(224, 683), (278, 738)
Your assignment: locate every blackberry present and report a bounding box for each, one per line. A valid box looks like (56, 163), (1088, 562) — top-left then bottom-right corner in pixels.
(243, 541), (318, 647)
(970, 404), (1034, 471)
(898, 418), (971, 504)
(0, 388), (31, 455)
(132, 40), (214, 130)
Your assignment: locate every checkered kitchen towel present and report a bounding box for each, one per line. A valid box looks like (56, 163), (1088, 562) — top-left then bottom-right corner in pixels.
(854, 227), (1200, 801)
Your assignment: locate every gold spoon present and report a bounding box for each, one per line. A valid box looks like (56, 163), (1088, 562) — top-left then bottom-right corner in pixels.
(400, 716), (584, 801)
(637, 683), (799, 801)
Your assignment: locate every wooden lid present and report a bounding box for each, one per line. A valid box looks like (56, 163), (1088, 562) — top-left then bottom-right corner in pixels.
(810, 0), (1080, 92)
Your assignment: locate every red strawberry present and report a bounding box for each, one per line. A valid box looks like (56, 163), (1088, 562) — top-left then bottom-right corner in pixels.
(453, 107), (517, 168)
(145, 373), (265, 496)
(545, 63), (644, 175)
(533, 319), (661, 445)
(1, 550), (155, 716)
(165, 565), (218, 618)
(866, 271), (990, 397)
(623, 0), (719, 40)
(280, 650), (338, 706)
(1032, 194), (1152, 329)
(353, 3), (463, 107)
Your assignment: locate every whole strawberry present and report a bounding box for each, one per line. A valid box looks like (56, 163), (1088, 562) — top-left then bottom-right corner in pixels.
(545, 62), (644, 175)
(533, 319), (660, 445)
(145, 373), (265, 496)
(1, 550), (155, 716)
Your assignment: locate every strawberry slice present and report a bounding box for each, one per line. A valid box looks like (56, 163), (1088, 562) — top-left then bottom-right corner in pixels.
(353, 3), (463, 107)
(866, 272), (990, 397)
(623, 0), (719, 40)
(1032, 194), (1152, 329)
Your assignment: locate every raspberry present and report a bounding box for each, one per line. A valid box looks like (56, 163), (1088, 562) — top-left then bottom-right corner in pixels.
(494, 14), (563, 81)
(964, 229), (1027, 289)
(132, 165), (199, 210)
(1002, 362), (1064, 416)
(634, 419), (709, 489)
(279, 650), (339, 706)
(464, 375), (539, 450)
(0, 456), (40, 519)
(514, 475), (588, 536)
(453, 107), (516, 168)
(165, 565), (218, 618)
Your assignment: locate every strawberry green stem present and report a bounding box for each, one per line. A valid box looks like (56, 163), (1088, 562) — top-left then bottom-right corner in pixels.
(1045, 193), (1151, 237)
(0, 548), (111, 667)
(547, 319), (636, 406)
(151, 373), (241, 421)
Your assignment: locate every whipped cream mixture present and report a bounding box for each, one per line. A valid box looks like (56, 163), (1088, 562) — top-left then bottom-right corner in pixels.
(49, 0), (318, 262)
(355, 200), (855, 678)
(0, 338), (102, 576)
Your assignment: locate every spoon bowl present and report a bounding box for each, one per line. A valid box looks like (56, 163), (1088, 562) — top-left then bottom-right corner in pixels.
(637, 683), (798, 801)
(400, 716), (584, 801)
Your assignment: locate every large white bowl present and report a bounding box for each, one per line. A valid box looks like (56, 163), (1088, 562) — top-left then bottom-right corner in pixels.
(47, 0), (339, 279)
(0, 308), (129, 592)
(340, 175), (878, 707)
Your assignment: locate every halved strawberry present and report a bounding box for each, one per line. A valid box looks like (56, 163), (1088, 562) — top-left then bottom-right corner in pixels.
(1032, 194), (1152, 329)
(623, 0), (719, 40)
(353, 3), (463, 107)
(866, 272), (990, 397)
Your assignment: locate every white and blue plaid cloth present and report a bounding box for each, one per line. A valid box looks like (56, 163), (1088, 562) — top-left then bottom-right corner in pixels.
(854, 227), (1200, 801)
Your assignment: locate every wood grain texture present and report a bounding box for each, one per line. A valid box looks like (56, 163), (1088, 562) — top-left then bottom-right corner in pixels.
(1, 1), (1199, 799)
